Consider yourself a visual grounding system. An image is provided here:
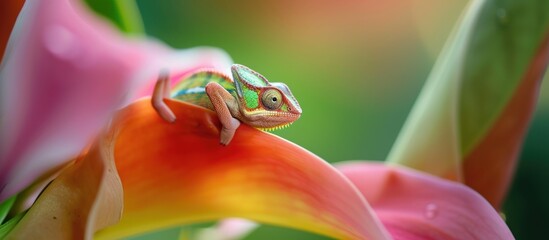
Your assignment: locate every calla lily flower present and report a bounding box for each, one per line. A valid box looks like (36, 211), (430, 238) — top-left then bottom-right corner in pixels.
(1, 0), (547, 239)
(4, 99), (512, 239)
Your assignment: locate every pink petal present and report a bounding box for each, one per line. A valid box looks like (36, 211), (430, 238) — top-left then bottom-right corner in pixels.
(337, 162), (514, 240)
(195, 218), (258, 240)
(0, 0), (231, 201)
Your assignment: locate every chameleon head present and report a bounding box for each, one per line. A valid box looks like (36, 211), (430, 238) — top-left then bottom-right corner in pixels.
(231, 64), (302, 130)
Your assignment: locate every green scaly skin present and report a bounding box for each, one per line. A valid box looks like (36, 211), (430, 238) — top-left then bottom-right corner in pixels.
(152, 64), (302, 145)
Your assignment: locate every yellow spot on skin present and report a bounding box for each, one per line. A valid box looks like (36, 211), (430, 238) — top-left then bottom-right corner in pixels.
(258, 122), (293, 131)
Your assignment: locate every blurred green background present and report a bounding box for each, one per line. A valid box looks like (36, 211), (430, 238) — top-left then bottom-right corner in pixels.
(88, 0), (549, 239)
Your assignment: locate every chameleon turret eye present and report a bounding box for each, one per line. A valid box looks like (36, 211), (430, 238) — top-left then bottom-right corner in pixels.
(261, 89), (283, 110)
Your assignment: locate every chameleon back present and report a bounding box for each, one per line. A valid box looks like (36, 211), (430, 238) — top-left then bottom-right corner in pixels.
(171, 71), (236, 110)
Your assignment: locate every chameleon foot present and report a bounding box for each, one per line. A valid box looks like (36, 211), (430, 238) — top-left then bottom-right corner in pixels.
(151, 70), (176, 123)
(206, 82), (242, 145)
(219, 117), (240, 145)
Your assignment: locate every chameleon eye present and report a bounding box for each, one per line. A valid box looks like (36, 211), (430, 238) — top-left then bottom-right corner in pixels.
(261, 89), (283, 110)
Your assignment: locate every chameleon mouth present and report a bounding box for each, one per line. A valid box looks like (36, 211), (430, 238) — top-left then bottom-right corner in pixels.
(242, 107), (301, 130)
(244, 110), (301, 122)
(258, 122), (293, 131)
(247, 110), (300, 117)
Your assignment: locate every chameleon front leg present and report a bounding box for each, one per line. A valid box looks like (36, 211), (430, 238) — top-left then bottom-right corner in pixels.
(151, 71), (176, 122)
(205, 82), (241, 145)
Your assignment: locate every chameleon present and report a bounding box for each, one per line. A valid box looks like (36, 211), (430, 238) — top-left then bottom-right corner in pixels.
(151, 64), (302, 145)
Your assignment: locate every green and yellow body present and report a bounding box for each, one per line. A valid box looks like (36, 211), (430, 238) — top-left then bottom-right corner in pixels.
(152, 64), (302, 145)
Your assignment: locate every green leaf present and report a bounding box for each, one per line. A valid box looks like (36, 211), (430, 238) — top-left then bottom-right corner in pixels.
(244, 225), (333, 240)
(83, 0), (144, 35)
(460, 0), (549, 154)
(0, 195), (16, 224)
(386, 0), (480, 180)
(0, 211), (25, 239)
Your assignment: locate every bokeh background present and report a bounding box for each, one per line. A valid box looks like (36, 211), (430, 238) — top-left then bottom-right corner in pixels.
(4, 0), (548, 239)
(132, 1), (549, 239)
(102, 0), (549, 239)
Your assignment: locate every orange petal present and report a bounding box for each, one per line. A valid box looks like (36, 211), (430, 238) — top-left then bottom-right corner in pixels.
(5, 134), (123, 239)
(96, 99), (390, 240)
(0, 0), (24, 57)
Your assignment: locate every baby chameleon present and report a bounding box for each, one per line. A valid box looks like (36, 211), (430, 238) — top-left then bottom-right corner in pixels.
(152, 64), (302, 145)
